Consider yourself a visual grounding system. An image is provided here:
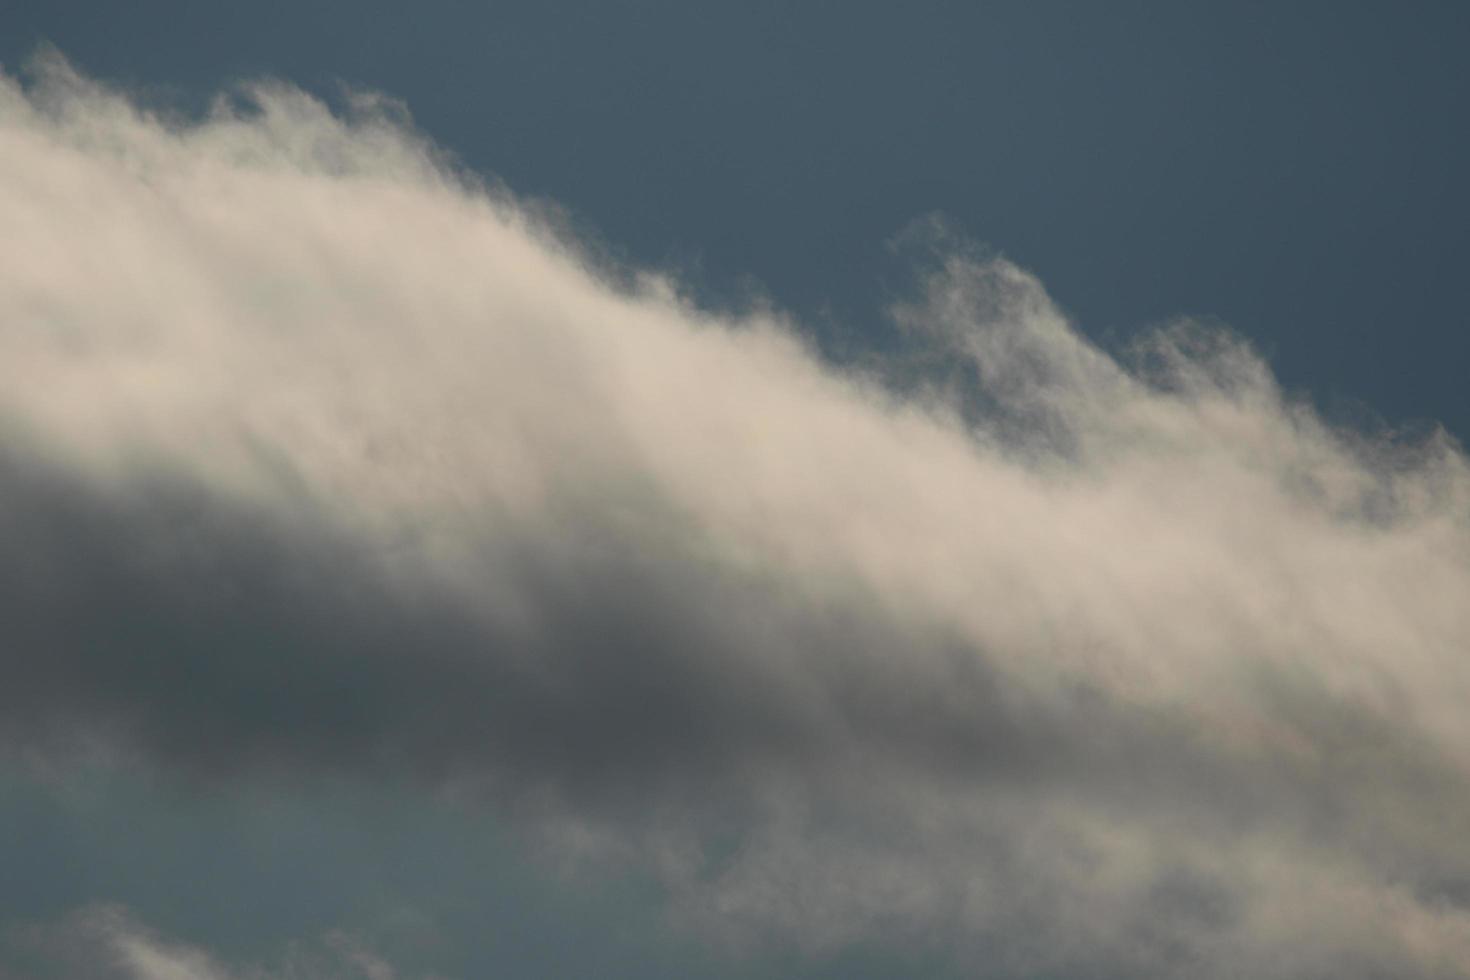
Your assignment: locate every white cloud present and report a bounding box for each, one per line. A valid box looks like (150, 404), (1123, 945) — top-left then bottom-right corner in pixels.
(2, 50), (1470, 978)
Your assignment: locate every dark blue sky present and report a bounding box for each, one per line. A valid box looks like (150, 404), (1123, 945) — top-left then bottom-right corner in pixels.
(7, 0), (1467, 436)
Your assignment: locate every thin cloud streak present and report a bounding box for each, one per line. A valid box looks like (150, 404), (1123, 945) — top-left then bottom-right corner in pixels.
(2, 51), (1470, 978)
(2, 906), (411, 980)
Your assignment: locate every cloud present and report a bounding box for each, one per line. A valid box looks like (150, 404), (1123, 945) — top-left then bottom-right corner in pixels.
(2, 49), (1470, 978)
(1, 906), (414, 980)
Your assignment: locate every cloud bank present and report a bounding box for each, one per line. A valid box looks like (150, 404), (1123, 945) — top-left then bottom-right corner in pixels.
(3, 51), (1470, 978)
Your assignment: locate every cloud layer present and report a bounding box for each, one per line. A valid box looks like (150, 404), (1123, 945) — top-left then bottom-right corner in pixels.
(3, 51), (1470, 978)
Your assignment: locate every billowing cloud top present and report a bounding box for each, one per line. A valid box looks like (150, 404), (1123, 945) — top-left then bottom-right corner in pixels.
(3, 50), (1470, 980)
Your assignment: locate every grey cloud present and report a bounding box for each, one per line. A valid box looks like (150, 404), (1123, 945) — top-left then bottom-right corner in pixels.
(1, 906), (417, 980)
(3, 51), (1470, 978)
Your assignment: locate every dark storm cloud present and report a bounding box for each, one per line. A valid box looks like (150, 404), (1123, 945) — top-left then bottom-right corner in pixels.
(4, 52), (1470, 978)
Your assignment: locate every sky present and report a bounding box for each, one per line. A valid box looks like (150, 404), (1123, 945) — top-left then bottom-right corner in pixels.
(1, 4), (1469, 979)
